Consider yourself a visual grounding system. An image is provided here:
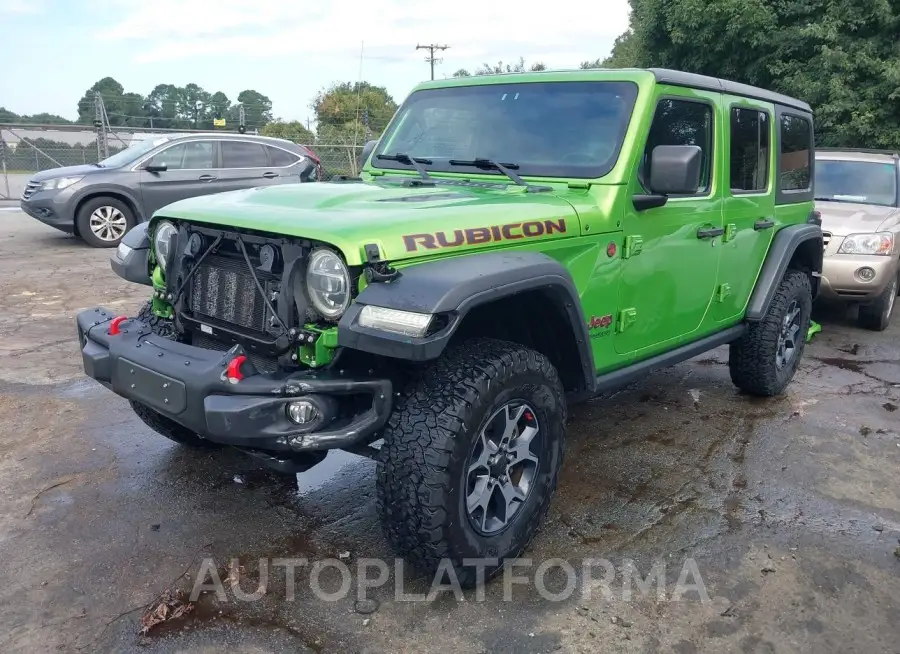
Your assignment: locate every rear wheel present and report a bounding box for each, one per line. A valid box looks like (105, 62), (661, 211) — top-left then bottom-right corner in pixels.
(729, 270), (812, 397)
(857, 274), (898, 331)
(128, 302), (220, 449)
(76, 196), (135, 248)
(376, 338), (566, 587)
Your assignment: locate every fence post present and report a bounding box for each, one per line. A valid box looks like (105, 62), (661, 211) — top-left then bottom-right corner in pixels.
(34, 147), (39, 172)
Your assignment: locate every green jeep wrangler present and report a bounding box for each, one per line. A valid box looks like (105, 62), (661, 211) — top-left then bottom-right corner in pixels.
(77, 68), (823, 584)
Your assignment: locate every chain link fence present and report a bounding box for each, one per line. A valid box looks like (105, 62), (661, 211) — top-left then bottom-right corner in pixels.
(1, 125), (370, 200)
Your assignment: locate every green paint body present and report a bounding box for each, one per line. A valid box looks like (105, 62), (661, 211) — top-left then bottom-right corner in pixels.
(146, 70), (813, 371)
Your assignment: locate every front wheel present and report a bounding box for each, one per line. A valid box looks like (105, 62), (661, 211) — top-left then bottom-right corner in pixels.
(857, 274), (898, 331)
(76, 196), (135, 248)
(376, 339), (566, 587)
(729, 270), (812, 397)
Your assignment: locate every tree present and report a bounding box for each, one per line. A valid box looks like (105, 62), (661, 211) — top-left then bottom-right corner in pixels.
(232, 90), (273, 130)
(609, 0), (900, 148)
(76, 76), (125, 125)
(313, 82), (397, 134)
(261, 119), (314, 143)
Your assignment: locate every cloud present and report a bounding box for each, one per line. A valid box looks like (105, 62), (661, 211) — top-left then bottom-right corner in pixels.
(97, 0), (630, 67)
(0, 0), (44, 13)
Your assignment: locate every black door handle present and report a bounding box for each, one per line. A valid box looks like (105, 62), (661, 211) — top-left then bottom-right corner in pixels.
(697, 226), (725, 239)
(262, 172), (279, 179)
(754, 218), (775, 231)
(198, 174), (217, 182)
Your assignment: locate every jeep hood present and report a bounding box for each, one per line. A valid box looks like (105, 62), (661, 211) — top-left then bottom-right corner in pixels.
(816, 200), (900, 236)
(156, 180), (582, 265)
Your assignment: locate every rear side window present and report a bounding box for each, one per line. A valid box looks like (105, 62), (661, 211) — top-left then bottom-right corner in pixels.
(730, 107), (770, 192)
(642, 99), (714, 195)
(267, 146), (300, 167)
(780, 115), (812, 191)
(222, 141), (269, 168)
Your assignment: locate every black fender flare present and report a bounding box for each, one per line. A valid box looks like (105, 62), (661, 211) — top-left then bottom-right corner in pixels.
(338, 251), (594, 387)
(746, 223), (823, 321)
(109, 222), (152, 286)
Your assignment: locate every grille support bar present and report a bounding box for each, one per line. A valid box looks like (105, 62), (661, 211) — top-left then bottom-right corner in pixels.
(236, 236), (288, 334)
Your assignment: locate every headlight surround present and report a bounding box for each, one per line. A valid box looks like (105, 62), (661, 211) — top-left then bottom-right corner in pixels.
(306, 248), (351, 320)
(40, 176), (83, 190)
(837, 232), (894, 256)
(153, 220), (179, 271)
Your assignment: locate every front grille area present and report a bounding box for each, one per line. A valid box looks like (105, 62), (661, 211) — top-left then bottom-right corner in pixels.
(192, 334), (278, 373)
(21, 180), (40, 200)
(188, 254), (275, 334)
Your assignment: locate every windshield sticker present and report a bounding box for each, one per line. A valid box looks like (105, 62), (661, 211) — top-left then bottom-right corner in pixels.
(403, 218), (568, 252)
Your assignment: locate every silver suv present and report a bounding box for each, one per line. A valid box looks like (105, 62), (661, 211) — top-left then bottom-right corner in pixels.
(815, 149), (900, 330)
(19, 133), (321, 248)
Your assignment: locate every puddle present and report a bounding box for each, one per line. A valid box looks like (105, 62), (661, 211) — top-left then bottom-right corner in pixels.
(294, 449), (369, 496)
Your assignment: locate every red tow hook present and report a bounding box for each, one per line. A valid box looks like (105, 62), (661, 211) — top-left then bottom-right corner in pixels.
(108, 315), (128, 335)
(225, 355), (248, 383)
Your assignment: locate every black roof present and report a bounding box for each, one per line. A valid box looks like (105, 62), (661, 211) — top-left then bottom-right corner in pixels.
(650, 68), (812, 113)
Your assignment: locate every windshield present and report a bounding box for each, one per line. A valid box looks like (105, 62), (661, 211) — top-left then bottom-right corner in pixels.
(815, 159), (898, 207)
(98, 137), (170, 168)
(373, 81), (639, 179)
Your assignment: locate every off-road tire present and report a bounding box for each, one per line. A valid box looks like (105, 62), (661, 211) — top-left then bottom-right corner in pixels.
(376, 338), (566, 587)
(75, 196), (136, 248)
(857, 274), (898, 332)
(128, 302), (220, 449)
(729, 270), (812, 397)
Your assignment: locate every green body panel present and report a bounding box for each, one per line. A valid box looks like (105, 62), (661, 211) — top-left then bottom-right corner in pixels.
(145, 69), (814, 376)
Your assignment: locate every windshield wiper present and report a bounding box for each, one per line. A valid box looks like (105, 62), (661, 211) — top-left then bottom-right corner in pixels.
(448, 158), (527, 187)
(376, 153), (433, 182)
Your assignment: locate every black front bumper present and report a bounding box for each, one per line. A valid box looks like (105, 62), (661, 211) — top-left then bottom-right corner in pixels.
(76, 307), (392, 453)
(21, 199), (74, 233)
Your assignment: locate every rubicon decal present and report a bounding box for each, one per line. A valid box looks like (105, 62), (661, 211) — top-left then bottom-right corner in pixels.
(403, 218), (568, 252)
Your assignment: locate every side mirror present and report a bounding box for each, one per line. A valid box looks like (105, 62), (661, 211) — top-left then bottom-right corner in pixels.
(144, 161), (167, 173)
(648, 145), (702, 195)
(359, 140), (377, 171)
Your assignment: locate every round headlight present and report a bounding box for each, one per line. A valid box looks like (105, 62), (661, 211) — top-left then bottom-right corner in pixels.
(153, 221), (178, 271)
(306, 248), (351, 320)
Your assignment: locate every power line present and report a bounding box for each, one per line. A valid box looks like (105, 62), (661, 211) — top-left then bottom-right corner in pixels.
(416, 43), (450, 81)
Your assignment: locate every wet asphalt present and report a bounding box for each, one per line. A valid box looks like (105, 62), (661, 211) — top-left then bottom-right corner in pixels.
(0, 214), (898, 653)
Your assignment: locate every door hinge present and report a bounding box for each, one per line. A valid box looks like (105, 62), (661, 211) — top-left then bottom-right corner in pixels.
(623, 235), (644, 259)
(723, 223), (737, 242)
(716, 283), (732, 302)
(617, 308), (637, 333)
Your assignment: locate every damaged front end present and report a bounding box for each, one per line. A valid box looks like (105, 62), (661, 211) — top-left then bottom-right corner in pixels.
(84, 220), (398, 471)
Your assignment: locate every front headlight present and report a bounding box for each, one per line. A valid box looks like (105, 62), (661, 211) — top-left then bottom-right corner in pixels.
(306, 248), (351, 320)
(837, 232), (894, 256)
(41, 176), (83, 190)
(153, 221), (179, 271)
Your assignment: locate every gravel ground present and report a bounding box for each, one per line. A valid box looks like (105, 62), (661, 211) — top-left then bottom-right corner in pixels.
(1, 213), (898, 653)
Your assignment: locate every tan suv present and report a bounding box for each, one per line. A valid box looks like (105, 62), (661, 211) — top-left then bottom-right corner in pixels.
(815, 149), (900, 330)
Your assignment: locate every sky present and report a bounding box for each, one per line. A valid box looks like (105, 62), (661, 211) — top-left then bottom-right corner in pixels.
(0, 0), (630, 127)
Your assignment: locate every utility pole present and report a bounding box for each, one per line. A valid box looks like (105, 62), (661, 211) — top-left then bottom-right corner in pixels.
(416, 43), (449, 80)
(93, 92), (109, 160)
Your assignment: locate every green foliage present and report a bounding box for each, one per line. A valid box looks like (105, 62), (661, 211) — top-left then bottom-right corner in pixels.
(261, 119), (314, 144)
(312, 82), (398, 134)
(66, 77), (272, 130)
(0, 107), (72, 125)
(606, 0), (900, 148)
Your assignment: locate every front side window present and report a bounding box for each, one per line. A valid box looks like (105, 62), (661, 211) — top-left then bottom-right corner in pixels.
(222, 141), (269, 168)
(815, 160), (898, 207)
(730, 107), (770, 192)
(780, 114), (812, 191)
(373, 81), (639, 179)
(147, 141), (215, 170)
(641, 98), (714, 195)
